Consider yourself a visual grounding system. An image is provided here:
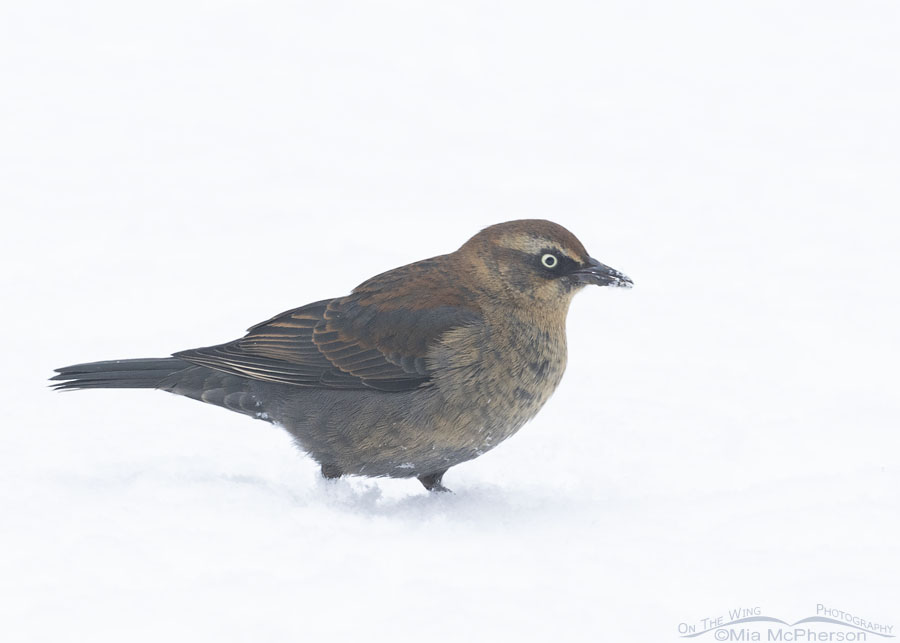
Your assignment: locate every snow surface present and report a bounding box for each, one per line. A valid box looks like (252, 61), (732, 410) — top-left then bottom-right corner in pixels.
(2, 1), (899, 641)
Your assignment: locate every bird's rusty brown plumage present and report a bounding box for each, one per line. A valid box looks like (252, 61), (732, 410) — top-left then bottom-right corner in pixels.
(52, 220), (632, 492)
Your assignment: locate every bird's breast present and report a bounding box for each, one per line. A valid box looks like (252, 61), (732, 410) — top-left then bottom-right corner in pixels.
(428, 313), (568, 445)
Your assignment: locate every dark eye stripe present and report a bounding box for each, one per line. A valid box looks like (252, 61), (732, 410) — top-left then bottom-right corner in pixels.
(534, 248), (579, 278)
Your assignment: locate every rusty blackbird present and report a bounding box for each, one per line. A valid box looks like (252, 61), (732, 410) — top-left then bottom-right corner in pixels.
(52, 220), (632, 492)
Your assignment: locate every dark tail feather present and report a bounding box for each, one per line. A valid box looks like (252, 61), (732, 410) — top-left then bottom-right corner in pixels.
(50, 358), (192, 391)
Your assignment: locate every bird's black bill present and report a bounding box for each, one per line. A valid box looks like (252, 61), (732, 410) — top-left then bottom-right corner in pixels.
(571, 257), (633, 288)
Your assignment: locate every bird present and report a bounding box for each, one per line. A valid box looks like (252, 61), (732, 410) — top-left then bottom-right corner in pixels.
(51, 220), (632, 492)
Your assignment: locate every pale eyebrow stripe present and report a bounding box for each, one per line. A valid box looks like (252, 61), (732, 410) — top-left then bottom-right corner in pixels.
(493, 234), (580, 262)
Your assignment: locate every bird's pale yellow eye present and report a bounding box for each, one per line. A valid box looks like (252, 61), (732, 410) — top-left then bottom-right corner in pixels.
(541, 253), (558, 269)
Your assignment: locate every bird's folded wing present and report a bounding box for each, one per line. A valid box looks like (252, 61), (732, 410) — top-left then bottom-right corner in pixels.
(174, 269), (482, 392)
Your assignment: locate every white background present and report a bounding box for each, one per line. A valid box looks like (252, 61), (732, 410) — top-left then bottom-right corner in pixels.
(2, 1), (898, 641)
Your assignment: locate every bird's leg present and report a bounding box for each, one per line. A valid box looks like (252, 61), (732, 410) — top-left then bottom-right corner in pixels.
(321, 464), (343, 480)
(418, 469), (452, 493)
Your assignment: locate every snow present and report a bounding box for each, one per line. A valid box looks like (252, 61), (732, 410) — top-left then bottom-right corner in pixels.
(1, 1), (899, 641)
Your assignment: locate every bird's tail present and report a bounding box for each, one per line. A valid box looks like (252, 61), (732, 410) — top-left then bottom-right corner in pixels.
(50, 358), (192, 391)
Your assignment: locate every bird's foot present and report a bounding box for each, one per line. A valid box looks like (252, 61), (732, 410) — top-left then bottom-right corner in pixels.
(321, 464), (343, 480)
(418, 470), (452, 493)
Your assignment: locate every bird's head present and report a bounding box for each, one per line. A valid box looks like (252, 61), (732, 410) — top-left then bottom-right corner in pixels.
(457, 219), (632, 309)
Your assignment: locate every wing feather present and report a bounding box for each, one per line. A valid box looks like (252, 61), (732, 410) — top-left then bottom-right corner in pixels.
(174, 258), (482, 392)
